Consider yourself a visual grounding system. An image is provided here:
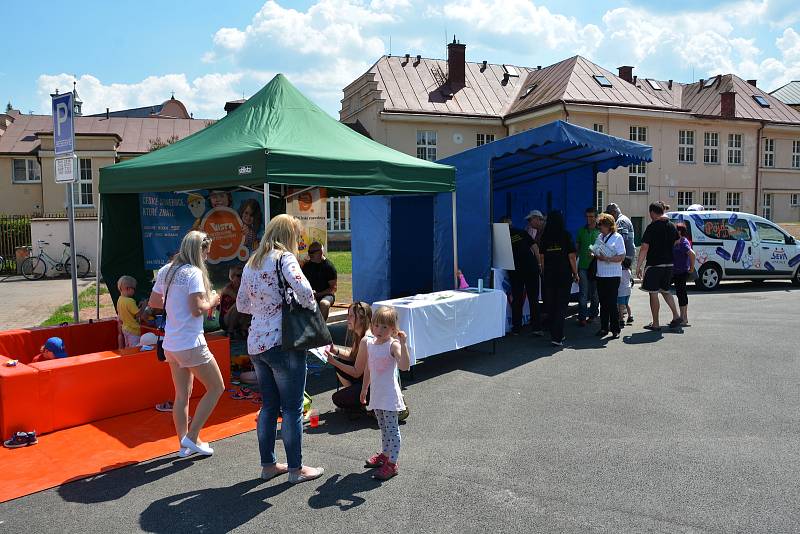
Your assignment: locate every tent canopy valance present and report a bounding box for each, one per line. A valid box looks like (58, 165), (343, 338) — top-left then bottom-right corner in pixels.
(99, 74), (454, 195)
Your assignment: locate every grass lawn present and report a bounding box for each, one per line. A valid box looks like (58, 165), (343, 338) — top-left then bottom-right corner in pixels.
(41, 283), (111, 326)
(327, 251), (351, 274)
(327, 251), (352, 304)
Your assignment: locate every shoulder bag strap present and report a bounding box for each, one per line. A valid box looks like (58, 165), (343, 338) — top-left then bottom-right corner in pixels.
(162, 263), (179, 318)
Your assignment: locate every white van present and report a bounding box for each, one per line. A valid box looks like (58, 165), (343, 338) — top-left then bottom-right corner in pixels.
(666, 211), (800, 290)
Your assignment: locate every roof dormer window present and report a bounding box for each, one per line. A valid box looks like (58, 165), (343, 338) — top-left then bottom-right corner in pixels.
(646, 79), (662, 90)
(521, 84), (537, 98)
(593, 75), (612, 88)
(503, 65), (519, 77)
(703, 76), (718, 88)
(752, 95), (770, 108)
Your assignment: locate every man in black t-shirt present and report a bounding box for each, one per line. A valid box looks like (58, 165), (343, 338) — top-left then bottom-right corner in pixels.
(636, 202), (681, 330)
(301, 242), (337, 320)
(501, 217), (542, 335)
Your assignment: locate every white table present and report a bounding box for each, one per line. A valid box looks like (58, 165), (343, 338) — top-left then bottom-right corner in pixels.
(373, 289), (507, 365)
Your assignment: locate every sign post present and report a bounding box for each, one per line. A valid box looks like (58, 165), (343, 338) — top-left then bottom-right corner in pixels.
(52, 92), (80, 323)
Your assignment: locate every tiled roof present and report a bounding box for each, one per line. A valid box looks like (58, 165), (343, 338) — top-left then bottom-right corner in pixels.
(507, 56), (677, 116)
(770, 81), (800, 105)
(0, 112), (208, 155)
(370, 55), (532, 117)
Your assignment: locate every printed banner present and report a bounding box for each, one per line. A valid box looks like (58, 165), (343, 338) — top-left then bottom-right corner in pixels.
(139, 190), (265, 272)
(286, 187), (328, 254)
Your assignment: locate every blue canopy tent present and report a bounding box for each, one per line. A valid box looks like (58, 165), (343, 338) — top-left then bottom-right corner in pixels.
(352, 120), (652, 304)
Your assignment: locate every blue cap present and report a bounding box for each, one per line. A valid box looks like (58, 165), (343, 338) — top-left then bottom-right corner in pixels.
(44, 337), (68, 359)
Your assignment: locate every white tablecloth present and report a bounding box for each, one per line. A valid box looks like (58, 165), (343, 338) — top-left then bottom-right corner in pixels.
(373, 289), (507, 365)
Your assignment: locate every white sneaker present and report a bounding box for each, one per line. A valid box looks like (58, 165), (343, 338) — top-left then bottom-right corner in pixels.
(177, 447), (195, 458)
(288, 466), (324, 484)
(180, 436), (214, 456)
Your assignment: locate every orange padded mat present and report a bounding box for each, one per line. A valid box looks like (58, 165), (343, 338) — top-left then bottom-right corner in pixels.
(0, 395), (259, 503)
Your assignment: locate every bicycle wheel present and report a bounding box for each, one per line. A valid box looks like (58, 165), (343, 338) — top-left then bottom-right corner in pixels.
(21, 257), (46, 280)
(65, 254), (91, 278)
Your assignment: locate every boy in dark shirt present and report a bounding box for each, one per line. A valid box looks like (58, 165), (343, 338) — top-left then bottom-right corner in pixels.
(636, 202), (681, 330)
(301, 242), (337, 320)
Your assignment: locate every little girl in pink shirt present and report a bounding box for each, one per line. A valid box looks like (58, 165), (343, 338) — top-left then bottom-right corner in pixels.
(359, 306), (411, 480)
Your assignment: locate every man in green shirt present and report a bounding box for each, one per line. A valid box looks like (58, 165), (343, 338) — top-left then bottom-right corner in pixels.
(576, 207), (600, 325)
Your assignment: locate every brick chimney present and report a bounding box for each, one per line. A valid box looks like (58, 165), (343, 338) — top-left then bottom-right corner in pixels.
(447, 36), (466, 88)
(618, 66), (634, 84)
(747, 79), (757, 87)
(721, 91), (736, 118)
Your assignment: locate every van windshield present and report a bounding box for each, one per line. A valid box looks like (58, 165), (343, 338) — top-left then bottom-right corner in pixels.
(698, 218), (751, 241)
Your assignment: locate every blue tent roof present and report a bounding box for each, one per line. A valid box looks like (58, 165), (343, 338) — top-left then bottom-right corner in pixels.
(440, 120), (652, 191)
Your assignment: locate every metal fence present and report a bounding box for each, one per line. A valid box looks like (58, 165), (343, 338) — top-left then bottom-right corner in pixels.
(0, 215), (32, 273)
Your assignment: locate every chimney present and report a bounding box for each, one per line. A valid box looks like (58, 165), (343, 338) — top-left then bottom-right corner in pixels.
(481, 60), (487, 71)
(403, 53), (410, 65)
(721, 91), (736, 118)
(447, 36), (466, 88)
(668, 80), (673, 89)
(618, 66), (634, 84)
(747, 79), (757, 87)
(106, 107), (109, 119)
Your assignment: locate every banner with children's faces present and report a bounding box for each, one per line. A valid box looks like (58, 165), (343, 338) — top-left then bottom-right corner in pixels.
(286, 187), (328, 254)
(139, 190), (265, 271)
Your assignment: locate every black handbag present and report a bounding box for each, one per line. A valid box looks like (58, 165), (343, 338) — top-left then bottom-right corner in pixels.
(156, 265), (178, 361)
(276, 253), (332, 351)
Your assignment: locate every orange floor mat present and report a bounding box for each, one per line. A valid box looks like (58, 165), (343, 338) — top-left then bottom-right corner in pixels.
(0, 395), (260, 503)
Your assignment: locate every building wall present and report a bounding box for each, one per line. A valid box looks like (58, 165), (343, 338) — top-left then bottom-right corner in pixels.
(0, 156), (44, 215)
(30, 217), (98, 277)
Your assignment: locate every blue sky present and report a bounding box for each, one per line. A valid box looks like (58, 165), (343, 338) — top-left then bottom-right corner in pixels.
(3, 0), (799, 119)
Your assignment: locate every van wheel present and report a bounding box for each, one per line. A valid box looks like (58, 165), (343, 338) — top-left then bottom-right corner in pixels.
(792, 268), (800, 287)
(697, 263), (721, 290)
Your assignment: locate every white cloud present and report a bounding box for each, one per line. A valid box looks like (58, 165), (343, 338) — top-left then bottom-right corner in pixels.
(213, 27), (247, 51)
(36, 72), (248, 119)
(441, 0), (604, 56)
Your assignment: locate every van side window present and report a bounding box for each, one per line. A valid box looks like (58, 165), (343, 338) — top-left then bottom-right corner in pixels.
(700, 218), (751, 241)
(755, 222), (786, 243)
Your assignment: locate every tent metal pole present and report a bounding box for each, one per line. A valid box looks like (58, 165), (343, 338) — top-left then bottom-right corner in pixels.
(452, 190), (458, 288)
(263, 183), (270, 228)
(96, 195), (102, 320)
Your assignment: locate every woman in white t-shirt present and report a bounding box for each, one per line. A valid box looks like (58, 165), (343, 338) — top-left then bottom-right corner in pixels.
(593, 213), (627, 339)
(149, 231), (224, 457)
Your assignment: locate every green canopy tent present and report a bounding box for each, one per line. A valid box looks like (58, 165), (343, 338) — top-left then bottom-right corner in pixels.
(96, 74), (456, 306)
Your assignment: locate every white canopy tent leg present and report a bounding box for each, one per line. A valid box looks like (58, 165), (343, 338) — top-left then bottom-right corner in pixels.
(263, 183), (270, 228)
(96, 195), (102, 319)
(452, 190), (458, 288)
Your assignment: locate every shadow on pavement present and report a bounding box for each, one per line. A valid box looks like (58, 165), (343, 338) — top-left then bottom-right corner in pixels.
(58, 456), (205, 504)
(139, 478), (295, 533)
(308, 472), (381, 510)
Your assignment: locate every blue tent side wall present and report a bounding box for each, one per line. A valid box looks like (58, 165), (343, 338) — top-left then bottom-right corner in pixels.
(351, 196), (391, 303)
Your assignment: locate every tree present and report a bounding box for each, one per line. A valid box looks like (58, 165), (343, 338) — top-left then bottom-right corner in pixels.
(147, 135), (180, 152)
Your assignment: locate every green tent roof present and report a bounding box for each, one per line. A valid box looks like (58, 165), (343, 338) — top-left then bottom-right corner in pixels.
(99, 74), (454, 194)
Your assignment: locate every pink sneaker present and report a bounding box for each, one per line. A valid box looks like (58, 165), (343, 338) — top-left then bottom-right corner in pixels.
(373, 460), (398, 480)
(364, 452), (388, 468)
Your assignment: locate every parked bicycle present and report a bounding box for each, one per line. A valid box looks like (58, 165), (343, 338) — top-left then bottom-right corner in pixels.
(20, 240), (91, 280)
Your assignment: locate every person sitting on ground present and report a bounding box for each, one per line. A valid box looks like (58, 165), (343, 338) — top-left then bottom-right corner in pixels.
(116, 275), (142, 348)
(326, 302), (373, 411)
(32, 337), (68, 362)
(301, 242), (337, 321)
(219, 264), (251, 339)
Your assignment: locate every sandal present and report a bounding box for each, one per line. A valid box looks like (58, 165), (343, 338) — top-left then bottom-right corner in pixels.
(643, 324), (661, 331)
(250, 392), (263, 404)
(231, 386), (255, 400)
(155, 401), (173, 412)
(668, 318), (683, 329)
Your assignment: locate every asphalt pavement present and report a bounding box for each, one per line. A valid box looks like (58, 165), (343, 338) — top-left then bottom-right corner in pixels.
(1, 281), (798, 533)
(0, 276), (94, 328)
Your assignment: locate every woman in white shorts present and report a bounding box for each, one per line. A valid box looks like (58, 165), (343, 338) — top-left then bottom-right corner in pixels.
(149, 230), (225, 457)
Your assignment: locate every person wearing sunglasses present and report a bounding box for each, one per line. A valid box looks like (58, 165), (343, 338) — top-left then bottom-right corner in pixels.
(301, 242), (337, 321)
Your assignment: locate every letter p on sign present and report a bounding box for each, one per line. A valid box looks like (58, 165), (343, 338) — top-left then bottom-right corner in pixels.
(55, 103), (69, 136)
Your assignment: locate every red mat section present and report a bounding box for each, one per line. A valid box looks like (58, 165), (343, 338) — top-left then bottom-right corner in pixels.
(0, 396), (260, 503)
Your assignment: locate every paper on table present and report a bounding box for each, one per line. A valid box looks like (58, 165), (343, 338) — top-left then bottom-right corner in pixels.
(308, 346), (328, 362)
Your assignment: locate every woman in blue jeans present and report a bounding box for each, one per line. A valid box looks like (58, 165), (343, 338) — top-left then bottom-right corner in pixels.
(237, 214), (324, 484)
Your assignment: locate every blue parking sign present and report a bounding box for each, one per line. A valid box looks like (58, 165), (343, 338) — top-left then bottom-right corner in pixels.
(51, 92), (74, 155)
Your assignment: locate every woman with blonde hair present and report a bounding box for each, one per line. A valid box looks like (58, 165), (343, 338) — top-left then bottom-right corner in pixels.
(148, 230), (225, 457)
(592, 213), (627, 338)
(237, 214), (324, 484)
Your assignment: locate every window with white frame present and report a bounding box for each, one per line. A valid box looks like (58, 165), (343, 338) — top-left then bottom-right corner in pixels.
(677, 191), (694, 210)
(704, 132), (720, 164)
(762, 193), (772, 220)
(416, 130), (437, 161)
(763, 138), (775, 167)
(72, 158), (94, 207)
(628, 163), (647, 192)
(476, 133), (495, 147)
(596, 189), (605, 213)
(727, 133), (743, 165)
(593, 123), (604, 133)
(12, 159), (41, 183)
(629, 126), (646, 142)
(791, 193), (800, 207)
(678, 130), (694, 163)
(702, 191), (718, 210)
(726, 191), (741, 212)
(792, 140), (800, 169)
(326, 196), (350, 233)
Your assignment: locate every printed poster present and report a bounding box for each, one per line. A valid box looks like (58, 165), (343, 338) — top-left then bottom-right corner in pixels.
(139, 190), (265, 279)
(286, 187), (328, 254)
